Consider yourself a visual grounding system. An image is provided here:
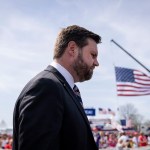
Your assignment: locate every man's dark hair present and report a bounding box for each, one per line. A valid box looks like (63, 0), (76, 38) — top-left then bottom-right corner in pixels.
(53, 25), (101, 59)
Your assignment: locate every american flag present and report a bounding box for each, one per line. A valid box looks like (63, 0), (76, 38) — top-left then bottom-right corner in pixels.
(126, 119), (132, 128)
(107, 108), (115, 116)
(98, 108), (107, 114)
(111, 116), (123, 132)
(115, 66), (150, 96)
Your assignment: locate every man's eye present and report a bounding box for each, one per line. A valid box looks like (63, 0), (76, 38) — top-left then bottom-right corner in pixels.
(91, 54), (96, 58)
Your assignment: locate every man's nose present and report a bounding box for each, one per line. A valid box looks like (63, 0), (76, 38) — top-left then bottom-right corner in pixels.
(94, 59), (99, 66)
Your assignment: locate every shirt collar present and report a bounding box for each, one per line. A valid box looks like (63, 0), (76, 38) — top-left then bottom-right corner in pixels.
(51, 61), (74, 89)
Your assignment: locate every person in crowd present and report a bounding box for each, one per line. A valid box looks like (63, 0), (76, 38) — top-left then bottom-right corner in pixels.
(116, 132), (129, 150)
(4, 138), (13, 149)
(99, 131), (108, 149)
(94, 130), (100, 148)
(0, 135), (2, 148)
(116, 139), (125, 150)
(132, 132), (139, 148)
(147, 134), (150, 145)
(124, 132), (132, 148)
(118, 132), (128, 143)
(1, 134), (8, 149)
(138, 132), (147, 147)
(13, 25), (101, 150)
(108, 133), (117, 148)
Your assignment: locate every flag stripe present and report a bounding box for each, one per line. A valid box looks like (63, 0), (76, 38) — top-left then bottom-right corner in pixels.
(135, 80), (150, 85)
(135, 77), (150, 82)
(117, 85), (150, 90)
(98, 108), (107, 114)
(117, 82), (150, 88)
(117, 90), (150, 94)
(117, 89), (150, 92)
(118, 93), (150, 96)
(115, 67), (150, 96)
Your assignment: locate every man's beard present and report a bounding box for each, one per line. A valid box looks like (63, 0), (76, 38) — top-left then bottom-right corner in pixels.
(73, 53), (94, 82)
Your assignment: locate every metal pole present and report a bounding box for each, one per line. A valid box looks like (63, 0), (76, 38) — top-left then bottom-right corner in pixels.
(111, 39), (150, 73)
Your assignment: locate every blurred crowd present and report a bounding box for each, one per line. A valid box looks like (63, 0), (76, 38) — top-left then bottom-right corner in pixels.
(0, 134), (12, 149)
(0, 131), (150, 150)
(93, 130), (150, 149)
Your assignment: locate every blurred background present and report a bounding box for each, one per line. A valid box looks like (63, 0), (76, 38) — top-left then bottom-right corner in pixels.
(0, 0), (150, 132)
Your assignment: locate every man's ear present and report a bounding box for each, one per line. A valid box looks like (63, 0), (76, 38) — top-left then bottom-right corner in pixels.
(67, 41), (77, 56)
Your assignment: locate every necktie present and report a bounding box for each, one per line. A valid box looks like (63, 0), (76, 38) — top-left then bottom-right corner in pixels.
(73, 84), (83, 106)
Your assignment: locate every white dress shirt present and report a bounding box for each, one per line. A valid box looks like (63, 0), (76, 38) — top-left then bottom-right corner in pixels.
(51, 61), (74, 89)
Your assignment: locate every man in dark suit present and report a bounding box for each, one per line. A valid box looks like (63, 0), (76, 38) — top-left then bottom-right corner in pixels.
(13, 25), (101, 150)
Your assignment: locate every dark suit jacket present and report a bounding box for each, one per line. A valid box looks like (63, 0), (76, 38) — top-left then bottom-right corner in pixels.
(13, 65), (98, 150)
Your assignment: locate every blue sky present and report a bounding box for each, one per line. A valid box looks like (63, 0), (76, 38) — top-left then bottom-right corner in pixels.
(0, 0), (150, 128)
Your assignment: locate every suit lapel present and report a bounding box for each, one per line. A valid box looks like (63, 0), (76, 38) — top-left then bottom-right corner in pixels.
(45, 65), (93, 133)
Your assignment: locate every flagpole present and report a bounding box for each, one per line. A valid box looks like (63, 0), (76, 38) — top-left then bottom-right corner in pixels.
(111, 39), (150, 73)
